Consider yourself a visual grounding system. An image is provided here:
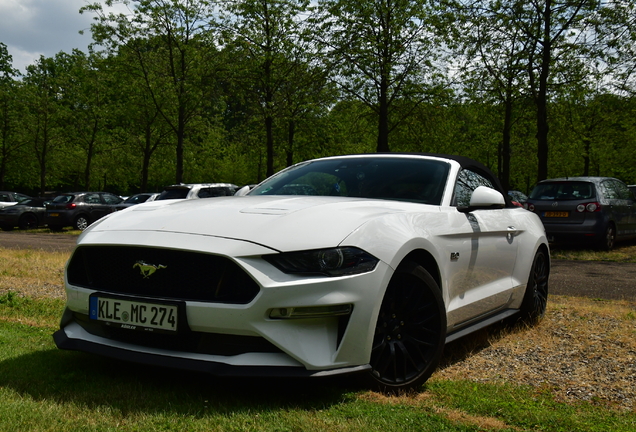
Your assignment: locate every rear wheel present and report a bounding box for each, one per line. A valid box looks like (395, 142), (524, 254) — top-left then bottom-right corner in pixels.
(361, 261), (446, 393)
(597, 223), (616, 251)
(519, 249), (549, 324)
(18, 213), (38, 230)
(74, 215), (89, 231)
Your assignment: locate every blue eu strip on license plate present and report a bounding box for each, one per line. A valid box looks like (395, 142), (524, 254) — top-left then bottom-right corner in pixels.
(89, 297), (178, 332)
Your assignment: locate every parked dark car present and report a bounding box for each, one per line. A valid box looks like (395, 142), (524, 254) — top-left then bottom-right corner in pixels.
(114, 193), (159, 210)
(507, 190), (528, 207)
(629, 185), (636, 198)
(0, 198), (48, 230)
(525, 177), (636, 250)
(0, 191), (31, 209)
(155, 183), (239, 200)
(46, 192), (124, 231)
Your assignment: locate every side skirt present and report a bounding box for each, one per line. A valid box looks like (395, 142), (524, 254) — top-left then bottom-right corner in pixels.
(445, 309), (518, 344)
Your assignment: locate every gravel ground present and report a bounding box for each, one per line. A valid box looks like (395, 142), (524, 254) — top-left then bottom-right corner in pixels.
(1, 231), (635, 411)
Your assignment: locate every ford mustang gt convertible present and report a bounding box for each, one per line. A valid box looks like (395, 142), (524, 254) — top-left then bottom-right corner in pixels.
(54, 153), (549, 391)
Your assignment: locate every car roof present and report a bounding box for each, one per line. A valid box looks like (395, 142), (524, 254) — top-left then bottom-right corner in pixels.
(163, 183), (238, 188)
(537, 177), (620, 184)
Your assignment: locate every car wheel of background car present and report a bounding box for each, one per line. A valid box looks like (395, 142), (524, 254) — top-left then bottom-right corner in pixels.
(519, 248), (549, 324)
(18, 213), (38, 230)
(362, 261), (446, 392)
(598, 223), (616, 251)
(74, 215), (90, 231)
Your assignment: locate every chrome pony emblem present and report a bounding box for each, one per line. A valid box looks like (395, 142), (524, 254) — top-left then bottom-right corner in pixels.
(133, 261), (167, 279)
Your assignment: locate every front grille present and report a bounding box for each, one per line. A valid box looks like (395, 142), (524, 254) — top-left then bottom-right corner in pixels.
(67, 245), (260, 304)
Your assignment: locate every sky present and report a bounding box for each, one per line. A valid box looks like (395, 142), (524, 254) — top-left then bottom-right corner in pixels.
(0, 0), (128, 74)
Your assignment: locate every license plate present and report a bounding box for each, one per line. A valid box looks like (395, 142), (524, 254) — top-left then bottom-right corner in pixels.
(544, 211), (569, 217)
(89, 296), (178, 332)
(49, 213), (59, 217)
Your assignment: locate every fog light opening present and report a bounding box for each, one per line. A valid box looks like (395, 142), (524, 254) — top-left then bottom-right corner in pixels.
(269, 304), (353, 319)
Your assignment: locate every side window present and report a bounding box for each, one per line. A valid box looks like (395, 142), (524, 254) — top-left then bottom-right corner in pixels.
(102, 193), (122, 204)
(612, 180), (632, 200)
(601, 181), (619, 200)
(84, 193), (101, 204)
(454, 169), (495, 207)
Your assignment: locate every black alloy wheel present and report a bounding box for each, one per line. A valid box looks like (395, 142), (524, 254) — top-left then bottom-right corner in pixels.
(18, 213), (38, 230)
(363, 261), (446, 393)
(519, 248), (549, 324)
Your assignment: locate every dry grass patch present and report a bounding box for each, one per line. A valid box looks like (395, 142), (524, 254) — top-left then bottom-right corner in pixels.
(0, 247), (67, 299)
(434, 295), (636, 411)
(551, 243), (636, 262)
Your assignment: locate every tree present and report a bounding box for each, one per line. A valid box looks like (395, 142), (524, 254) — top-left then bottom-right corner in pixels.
(316, 0), (444, 152)
(23, 56), (65, 194)
(448, 2), (533, 191)
(0, 43), (23, 189)
(83, 0), (218, 183)
(218, 0), (316, 177)
(502, 0), (601, 181)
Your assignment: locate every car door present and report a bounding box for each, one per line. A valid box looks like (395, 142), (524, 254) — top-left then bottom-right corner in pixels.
(100, 193), (124, 217)
(83, 193), (106, 222)
(601, 180), (632, 236)
(442, 169), (519, 330)
(611, 180), (636, 235)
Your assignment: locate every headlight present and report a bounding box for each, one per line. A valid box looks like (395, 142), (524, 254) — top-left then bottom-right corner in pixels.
(264, 247), (379, 276)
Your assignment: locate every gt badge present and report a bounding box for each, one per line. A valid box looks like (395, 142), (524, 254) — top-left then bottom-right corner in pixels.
(133, 261), (167, 278)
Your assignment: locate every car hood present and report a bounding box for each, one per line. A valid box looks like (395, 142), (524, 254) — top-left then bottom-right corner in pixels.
(84, 195), (432, 252)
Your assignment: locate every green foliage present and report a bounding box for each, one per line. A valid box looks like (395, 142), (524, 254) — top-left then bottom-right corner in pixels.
(0, 0), (635, 194)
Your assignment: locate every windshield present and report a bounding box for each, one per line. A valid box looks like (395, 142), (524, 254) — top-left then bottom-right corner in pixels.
(249, 157), (450, 205)
(529, 181), (595, 200)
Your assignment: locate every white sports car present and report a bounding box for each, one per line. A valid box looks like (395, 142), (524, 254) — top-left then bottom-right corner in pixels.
(54, 153), (549, 391)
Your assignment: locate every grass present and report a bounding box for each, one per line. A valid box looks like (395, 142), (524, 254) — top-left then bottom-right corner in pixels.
(0, 241), (635, 431)
(550, 242), (636, 263)
(0, 293), (635, 431)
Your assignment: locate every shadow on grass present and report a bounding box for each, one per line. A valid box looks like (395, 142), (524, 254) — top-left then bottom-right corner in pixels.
(0, 345), (360, 416)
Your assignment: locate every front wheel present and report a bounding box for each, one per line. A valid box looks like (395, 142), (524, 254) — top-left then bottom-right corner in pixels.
(519, 248), (549, 324)
(361, 261), (446, 393)
(18, 213), (38, 230)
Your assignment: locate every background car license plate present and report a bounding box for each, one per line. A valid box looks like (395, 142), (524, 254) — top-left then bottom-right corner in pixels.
(544, 211), (569, 217)
(89, 297), (178, 331)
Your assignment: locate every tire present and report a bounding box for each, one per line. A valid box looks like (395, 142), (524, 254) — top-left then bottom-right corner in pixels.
(361, 261), (446, 393)
(597, 223), (616, 251)
(519, 249), (549, 324)
(18, 213), (38, 230)
(74, 215), (90, 231)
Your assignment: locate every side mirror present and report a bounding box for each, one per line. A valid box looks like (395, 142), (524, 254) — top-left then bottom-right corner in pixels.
(234, 185), (251, 196)
(458, 186), (506, 213)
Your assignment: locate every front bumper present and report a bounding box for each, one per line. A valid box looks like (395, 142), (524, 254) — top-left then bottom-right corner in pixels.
(55, 231), (393, 375)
